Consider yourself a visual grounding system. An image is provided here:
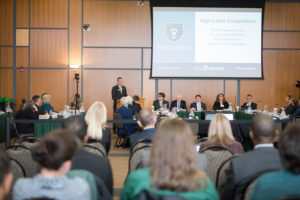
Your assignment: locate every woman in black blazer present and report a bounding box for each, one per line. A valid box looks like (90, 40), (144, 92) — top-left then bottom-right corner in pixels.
(213, 93), (229, 110)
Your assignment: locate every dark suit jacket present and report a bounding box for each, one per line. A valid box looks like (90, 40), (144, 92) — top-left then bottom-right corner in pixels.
(129, 102), (141, 115)
(241, 102), (257, 110)
(213, 101), (229, 110)
(285, 104), (297, 115)
(72, 148), (113, 195)
(153, 100), (169, 111)
(221, 146), (283, 200)
(170, 100), (187, 110)
(35, 104), (46, 115)
(190, 102), (207, 111)
(130, 128), (156, 150)
(111, 85), (127, 102)
(291, 106), (300, 118)
(117, 106), (138, 135)
(16, 109), (39, 134)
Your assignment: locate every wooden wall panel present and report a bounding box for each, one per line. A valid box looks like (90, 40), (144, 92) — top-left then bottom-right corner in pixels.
(30, 0), (68, 28)
(0, 69), (13, 98)
(16, 69), (28, 109)
(158, 80), (171, 103)
(30, 30), (68, 68)
(0, 48), (13, 67)
(0, 0), (13, 45)
(143, 48), (151, 69)
(83, 48), (142, 68)
(143, 70), (155, 109)
(83, 70), (141, 119)
(225, 80), (238, 108)
(264, 3), (300, 30)
(263, 32), (300, 49)
(16, 0), (29, 28)
(172, 80), (223, 110)
(16, 29), (29, 46)
(69, 0), (82, 67)
(30, 69), (68, 111)
(16, 47), (28, 67)
(84, 0), (151, 47)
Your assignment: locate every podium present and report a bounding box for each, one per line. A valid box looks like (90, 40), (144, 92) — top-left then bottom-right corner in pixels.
(117, 97), (145, 109)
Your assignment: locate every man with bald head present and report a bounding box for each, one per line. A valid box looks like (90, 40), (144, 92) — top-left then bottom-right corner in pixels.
(221, 114), (283, 200)
(170, 94), (187, 110)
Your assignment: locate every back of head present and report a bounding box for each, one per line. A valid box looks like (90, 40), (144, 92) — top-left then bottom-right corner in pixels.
(133, 95), (139, 102)
(208, 114), (234, 146)
(120, 97), (128, 106)
(32, 129), (79, 170)
(41, 94), (51, 103)
(0, 149), (10, 186)
(85, 101), (107, 140)
(250, 114), (276, 142)
(138, 109), (154, 127)
(150, 119), (206, 192)
(63, 116), (87, 142)
(20, 98), (34, 111)
(279, 123), (300, 174)
(32, 95), (40, 103)
(127, 96), (133, 104)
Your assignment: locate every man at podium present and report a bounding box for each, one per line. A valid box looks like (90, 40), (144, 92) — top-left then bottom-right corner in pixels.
(111, 77), (127, 113)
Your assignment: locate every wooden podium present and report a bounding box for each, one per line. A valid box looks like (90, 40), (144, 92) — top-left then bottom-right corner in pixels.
(117, 97), (145, 109)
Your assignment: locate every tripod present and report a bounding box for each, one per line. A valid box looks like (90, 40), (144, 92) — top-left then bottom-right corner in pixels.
(72, 73), (80, 114)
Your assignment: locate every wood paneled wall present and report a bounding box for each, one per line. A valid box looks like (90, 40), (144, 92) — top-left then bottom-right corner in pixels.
(0, 0), (300, 118)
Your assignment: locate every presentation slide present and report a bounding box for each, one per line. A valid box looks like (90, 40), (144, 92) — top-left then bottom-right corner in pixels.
(151, 7), (262, 78)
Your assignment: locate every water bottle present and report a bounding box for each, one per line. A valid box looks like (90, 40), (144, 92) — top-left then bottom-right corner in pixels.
(189, 108), (195, 119)
(80, 103), (85, 113)
(263, 105), (268, 115)
(228, 102), (233, 112)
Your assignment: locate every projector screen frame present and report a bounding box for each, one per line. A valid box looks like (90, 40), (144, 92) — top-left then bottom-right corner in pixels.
(149, 0), (265, 80)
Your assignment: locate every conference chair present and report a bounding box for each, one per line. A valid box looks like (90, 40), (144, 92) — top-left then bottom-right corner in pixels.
(129, 139), (153, 173)
(84, 142), (107, 157)
(113, 112), (129, 148)
(138, 189), (186, 200)
(200, 145), (234, 186)
(9, 157), (26, 182)
(10, 117), (34, 144)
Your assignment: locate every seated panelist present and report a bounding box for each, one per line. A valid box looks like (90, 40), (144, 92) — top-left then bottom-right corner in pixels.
(153, 92), (169, 111)
(170, 94), (187, 110)
(41, 93), (55, 113)
(190, 95), (207, 111)
(213, 93), (229, 110)
(241, 94), (257, 110)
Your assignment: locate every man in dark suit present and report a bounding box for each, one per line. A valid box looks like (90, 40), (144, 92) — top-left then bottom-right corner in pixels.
(170, 94), (187, 110)
(241, 94), (258, 110)
(190, 94), (207, 111)
(130, 109), (156, 149)
(32, 95), (46, 114)
(63, 116), (113, 195)
(128, 95), (142, 115)
(221, 114), (282, 200)
(111, 77), (127, 113)
(153, 92), (169, 111)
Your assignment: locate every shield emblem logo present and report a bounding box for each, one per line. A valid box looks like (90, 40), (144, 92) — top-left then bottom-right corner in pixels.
(165, 23), (184, 42)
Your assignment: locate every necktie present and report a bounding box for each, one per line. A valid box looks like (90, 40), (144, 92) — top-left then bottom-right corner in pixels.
(197, 103), (201, 111)
(177, 102), (180, 109)
(119, 86), (122, 94)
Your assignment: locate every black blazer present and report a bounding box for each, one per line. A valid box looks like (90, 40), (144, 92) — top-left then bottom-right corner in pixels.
(15, 109), (39, 134)
(129, 102), (141, 115)
(170, 100), (187, 110)
(213, 101), (229, 110)
(111, 85), (127, 102)
(190, 102), (207, 111)
(285, 104), (297, 115)
(72, 148), (113, 195)
(153, 100), (169, 111)
(241, 102), (257, 110)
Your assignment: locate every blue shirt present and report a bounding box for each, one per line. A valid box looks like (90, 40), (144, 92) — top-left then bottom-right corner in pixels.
(41, 103), (55, 113)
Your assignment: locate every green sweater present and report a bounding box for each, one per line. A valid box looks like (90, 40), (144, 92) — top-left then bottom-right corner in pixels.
(121, 168), (219, 200)
(250, 170), (300, 200)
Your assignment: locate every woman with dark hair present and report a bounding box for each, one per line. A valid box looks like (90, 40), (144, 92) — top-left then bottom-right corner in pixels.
(285, 96), (298, 116)
(213, 93), (229, 110)
(13, 130), (91, 200)
(250, 123), (300, 200)
(121, 119), (219, 200)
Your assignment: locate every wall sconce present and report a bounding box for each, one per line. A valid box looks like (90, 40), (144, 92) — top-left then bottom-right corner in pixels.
(70, 64), (80, 72)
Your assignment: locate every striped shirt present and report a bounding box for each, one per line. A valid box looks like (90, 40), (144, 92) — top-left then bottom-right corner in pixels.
(13, 174), (91, 200)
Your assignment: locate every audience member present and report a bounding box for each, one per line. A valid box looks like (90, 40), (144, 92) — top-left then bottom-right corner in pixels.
(221, 114), (282, 200)
(63, 115), (113, 195)
(250, 123), (300, 200)
(41, 93), (55, 113)
(190, 94), (207, 111)
(130, 109), (156, 149)
(85, 101), (111, 153)
(200, 114), (244, 154)
(13, 130), (91, 200)
(117, 97), (138, 136)
(213, 93), (229, 110)
(32, 95), (45, 115)
(128, 95), (141, 115)
(152, 92), (169, 111)
(170, 94), (187, 110)
(241, 94), (257, 110)
(291, 98), (300, 118)
(286, 96), (298, 116)
(121, 119), (219, 200)
(16, 98), (48, 135)
(0, 149), (13, 200)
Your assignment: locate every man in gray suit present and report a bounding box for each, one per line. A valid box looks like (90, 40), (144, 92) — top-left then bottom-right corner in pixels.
(221, 114), (283, 200)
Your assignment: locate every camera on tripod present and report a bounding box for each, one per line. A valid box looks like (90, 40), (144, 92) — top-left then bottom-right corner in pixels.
(74, 73), (80, 80)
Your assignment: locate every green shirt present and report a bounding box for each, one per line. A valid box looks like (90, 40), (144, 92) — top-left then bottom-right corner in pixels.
(121, 168), (219, 200)
(250, 170), (300, 200)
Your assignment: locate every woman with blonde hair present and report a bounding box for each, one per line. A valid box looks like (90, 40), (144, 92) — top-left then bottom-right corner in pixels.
(121, 119), (219, 200)
(41, 93), (55, 113)
(200, 114), (244, 154)
(85, 101), (111, 153)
